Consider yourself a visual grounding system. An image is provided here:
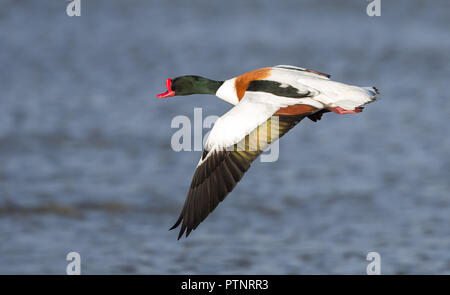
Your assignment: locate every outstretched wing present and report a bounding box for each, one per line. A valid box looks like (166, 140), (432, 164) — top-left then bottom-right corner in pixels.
(170, 103), (314, 239)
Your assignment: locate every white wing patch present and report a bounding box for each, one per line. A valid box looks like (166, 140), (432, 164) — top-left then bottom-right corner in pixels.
(204, 93), (280, 153)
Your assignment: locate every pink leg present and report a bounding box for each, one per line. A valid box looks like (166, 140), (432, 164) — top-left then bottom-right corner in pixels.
(327, 106), (364, 114)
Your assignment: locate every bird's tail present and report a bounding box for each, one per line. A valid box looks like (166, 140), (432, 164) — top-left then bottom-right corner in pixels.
(362, 86), (380, 97)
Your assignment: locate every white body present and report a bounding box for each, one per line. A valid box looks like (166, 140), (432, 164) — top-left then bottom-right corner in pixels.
(216, 65), (377, 109)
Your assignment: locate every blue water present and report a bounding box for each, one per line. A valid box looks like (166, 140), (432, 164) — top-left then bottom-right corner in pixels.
(0, 0), (449, 274)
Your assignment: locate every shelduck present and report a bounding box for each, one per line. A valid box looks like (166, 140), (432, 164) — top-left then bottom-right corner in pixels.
(157, 65), (379, 239)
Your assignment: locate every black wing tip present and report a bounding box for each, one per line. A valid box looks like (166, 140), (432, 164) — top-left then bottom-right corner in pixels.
(169, 215), (190, 240)
(185, 227), (193, 238)
(177, 223), (187, 240)
(176, 223), (192, 240)
(169, 215), (182, 231)
(177, 229), (184, 240)
(373, 86), (380, 94)
(170, 214), (185, 241)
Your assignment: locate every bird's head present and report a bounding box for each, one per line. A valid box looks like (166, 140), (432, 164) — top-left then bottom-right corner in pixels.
(156, 76), (223, 98)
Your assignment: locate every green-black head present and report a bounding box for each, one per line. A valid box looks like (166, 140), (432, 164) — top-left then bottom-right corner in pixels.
(156, 75), (224, 98)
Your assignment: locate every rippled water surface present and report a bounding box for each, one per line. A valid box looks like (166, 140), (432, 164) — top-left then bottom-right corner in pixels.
(0, 0), (449, 274)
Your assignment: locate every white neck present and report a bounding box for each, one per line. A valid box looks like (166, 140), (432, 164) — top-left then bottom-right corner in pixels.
(215, 78), (239, 105)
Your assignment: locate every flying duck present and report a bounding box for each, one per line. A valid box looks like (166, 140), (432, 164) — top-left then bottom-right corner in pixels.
(157, 65), (379, 239)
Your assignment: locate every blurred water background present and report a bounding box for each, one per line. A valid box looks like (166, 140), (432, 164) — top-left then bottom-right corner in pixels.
(0, 0), (449, 274)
